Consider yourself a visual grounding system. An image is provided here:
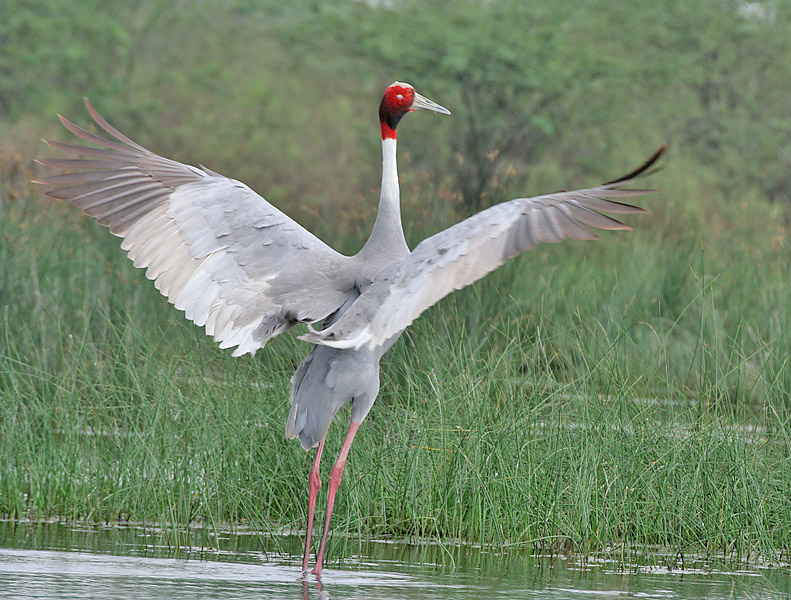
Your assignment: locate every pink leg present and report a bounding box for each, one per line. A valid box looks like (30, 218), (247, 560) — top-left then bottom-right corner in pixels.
(311, 421), (360, 576)
(302, 440), (325, 573)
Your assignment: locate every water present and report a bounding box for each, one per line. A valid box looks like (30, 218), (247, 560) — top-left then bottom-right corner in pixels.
(0, 522), (788, 599)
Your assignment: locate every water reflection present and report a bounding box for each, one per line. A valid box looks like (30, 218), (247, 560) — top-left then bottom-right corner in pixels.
(0, 521), (787, 599)
(301, 579), (331, 600)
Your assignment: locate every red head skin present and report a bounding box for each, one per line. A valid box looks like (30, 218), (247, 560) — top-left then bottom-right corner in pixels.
(379, 84), (416, 140)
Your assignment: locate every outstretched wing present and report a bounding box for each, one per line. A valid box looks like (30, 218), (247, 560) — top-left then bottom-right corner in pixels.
(301, 146), (666, 351)
(36, 98), (355, 356)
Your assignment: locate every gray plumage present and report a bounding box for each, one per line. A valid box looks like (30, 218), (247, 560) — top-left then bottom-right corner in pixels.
(36, 91), (663, 456)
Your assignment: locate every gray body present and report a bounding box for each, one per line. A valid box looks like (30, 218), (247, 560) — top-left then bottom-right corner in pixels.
(37, 96), (662, 454)
(287, 293), (403, 450)
(288, 342), (385, 450)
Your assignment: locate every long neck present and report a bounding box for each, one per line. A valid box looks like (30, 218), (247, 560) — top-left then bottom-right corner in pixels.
(360, 137), (409, 258)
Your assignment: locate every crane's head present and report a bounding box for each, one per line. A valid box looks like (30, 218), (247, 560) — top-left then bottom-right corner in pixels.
(380, 81), (450, 140)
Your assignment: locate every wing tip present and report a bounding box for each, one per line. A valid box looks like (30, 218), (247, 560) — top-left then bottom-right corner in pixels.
(83, 96), (96, 116)
(604, 144), (669, 186)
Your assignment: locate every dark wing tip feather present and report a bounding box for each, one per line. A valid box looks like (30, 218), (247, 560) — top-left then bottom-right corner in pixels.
(603, 217), (631, 231)
(603, 144), (668, 186)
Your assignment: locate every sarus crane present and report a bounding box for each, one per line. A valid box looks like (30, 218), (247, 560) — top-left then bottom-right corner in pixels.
(36, 82), (664, 576)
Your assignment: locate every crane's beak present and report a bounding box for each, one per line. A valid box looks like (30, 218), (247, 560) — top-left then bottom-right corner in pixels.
(411, 92), (451, 115)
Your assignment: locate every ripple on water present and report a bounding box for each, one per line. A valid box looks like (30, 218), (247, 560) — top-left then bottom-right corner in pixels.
(0, 522), (787, 600)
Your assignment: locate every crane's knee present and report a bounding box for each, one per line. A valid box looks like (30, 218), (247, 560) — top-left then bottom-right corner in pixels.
(328, 465), (344, 490)
(309, 469), (321, 491)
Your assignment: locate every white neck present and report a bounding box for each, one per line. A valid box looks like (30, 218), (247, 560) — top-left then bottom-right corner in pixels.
(360, 138), (409, 258)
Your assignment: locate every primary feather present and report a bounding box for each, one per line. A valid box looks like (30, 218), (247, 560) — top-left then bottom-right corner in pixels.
(36, 99), (355, 357)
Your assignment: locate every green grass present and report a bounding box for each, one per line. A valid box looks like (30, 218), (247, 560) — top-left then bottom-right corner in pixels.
(1, 163), (789, 568)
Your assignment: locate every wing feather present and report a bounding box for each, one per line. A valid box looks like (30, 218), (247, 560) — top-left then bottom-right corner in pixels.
(36, 99), (355, 356)
(301, 146), (666, 350)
